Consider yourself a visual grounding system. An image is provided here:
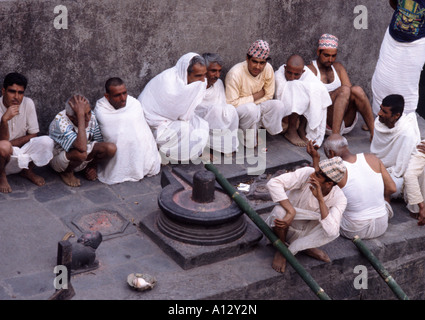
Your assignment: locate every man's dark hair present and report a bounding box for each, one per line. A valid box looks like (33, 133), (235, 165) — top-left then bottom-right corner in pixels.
(3, 72), (28, 90)
(105, 77), (124, 94)
(318, 170), (337, 186)
(382, 94), (404, 116)
(246, 54), (271, 61)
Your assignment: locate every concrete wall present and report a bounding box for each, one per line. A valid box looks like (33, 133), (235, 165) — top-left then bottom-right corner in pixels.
(0, 0), (393, 133)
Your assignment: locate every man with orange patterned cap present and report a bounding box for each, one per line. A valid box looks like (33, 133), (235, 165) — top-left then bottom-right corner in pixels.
(225, 40), (286, 147)
(307, 34), (375, 141)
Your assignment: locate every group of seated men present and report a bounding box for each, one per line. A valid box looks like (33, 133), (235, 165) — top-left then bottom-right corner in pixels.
(1, 35), (425, 275)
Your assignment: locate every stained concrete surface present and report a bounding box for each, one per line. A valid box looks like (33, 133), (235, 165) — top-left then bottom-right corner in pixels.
(1, 116), (425, 301)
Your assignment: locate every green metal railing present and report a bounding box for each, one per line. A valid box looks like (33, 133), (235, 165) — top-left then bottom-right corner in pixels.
(352, 236), (409, 300)
(205, 163), (331, 300)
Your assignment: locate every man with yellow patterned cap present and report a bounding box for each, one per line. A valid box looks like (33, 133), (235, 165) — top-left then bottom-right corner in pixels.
(225, 40), (286, 147)
(264, 155), (347, 273)
(307, 34), (375, 141)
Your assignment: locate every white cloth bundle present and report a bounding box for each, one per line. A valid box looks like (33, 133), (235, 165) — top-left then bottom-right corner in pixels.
(275, 65), (331, 146)
(372, 27), (425, 115)
(138, 52), (209, 161)
(196, 79), (239, 153)
(6, 136), (54, 175)
(94, 96), (161, 184)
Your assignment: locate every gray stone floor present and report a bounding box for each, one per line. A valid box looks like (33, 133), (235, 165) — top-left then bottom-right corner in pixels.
(1, 116), (425, 301)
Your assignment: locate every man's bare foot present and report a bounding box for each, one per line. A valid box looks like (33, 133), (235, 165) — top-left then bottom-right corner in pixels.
(0, 173), (12, 193)
(284, 131), (307, 147)
(272, 251), (287, 273)
(84, 164), (97, 181)
(60, 171), (81, 187)
(20, 169), (45, 186)
(361, 124), (369, 131)
(304, 248), (331, 262)
(281, 120), (289, 134)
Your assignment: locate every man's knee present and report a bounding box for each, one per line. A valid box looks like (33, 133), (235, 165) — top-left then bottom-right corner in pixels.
(350, 85), (367, 100)
(0, 140), (13, 157)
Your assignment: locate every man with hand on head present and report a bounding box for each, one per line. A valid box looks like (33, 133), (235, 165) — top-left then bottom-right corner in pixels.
(49, 94), (116, 187)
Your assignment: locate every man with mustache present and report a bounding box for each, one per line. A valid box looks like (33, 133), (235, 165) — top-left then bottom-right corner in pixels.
(370, 94), (421, 199)
(225, 40), (286, 148)
(0, 72), (54, 193)
(195, 53), (239, 156)
(307, 34), (375, 141)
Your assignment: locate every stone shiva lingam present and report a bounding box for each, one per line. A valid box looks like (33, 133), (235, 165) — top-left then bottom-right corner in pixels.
(157, 167), (248, 245)
(139, 166), (263, 269)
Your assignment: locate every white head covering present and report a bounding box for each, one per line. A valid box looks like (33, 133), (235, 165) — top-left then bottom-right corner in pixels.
(138, 52), (207, 127)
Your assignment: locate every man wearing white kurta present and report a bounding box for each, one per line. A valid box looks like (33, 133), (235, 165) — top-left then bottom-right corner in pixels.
(264, 157), (347, 273)
(371, 94), (421, 198)
(225, 40), (286, 147)
(275, 54), (331, 147)
(0, 72), (54, 193)
(95, 78), (161, 185)
(195, 53), (239, 155)
(138, 53), (209, 162)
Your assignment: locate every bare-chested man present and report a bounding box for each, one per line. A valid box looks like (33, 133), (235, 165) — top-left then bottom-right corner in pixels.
(49, 95), (116, 187)
(307, 34), (375, 141)
(0, 72), (54, 193)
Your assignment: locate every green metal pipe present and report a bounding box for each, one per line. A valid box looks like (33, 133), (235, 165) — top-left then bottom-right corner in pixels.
(352, 236), (409, 300)
(205, 163), (332, 300)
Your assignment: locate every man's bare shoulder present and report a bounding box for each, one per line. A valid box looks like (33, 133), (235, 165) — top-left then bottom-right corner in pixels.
(332, 61), (347, 72)
(363, 153), (382, 172)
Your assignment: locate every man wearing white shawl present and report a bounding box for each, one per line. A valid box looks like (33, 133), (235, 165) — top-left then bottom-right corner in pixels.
(275, 54), (331, 147)
(370, 94), (421, 198)
(0, 72), (54, 193)
(94, 78), (161, 185)
(371, 0), (425, 115)
(195, 53), (239, 155)
(138, 53), (209, 162)
(225, 40), (286, 147)
(264, 156), (347, 273)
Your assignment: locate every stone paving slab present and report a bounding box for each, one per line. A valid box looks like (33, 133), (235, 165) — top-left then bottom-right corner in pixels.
(1, 116), (425, 300)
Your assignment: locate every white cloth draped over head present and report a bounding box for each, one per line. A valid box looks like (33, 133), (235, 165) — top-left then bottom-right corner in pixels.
(372, 27), (425, 115)
(138, 52), (209, 161)
(195, 79), (239, 154)
(370, 112), (421, 181)
(94, 95), (161, 184)
(275, 65), (331, 146)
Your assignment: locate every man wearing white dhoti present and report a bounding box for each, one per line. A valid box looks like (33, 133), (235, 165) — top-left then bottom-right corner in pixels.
(195, 53), (239, 155)
(138, 53), (209, 162)
(0, 72), (54, 193)
(225, 40), (286, 147)
(403, 140), (425, 225)
(94, 78), (161, 185)
(372, 0), (425, 115)
(370, 94), (421, 199)
(307, 34), (375, 141)
(264, 156), (347, 273)
(318, 135), (397, 240)
(275, 54), (331, 147)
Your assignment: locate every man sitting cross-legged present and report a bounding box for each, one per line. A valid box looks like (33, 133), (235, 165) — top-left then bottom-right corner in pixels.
(49, 95), (116, 187)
